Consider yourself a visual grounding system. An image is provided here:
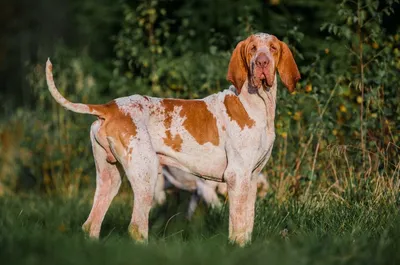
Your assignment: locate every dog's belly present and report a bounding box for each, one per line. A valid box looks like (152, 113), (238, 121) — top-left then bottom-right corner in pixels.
(156, 146), (227, 182)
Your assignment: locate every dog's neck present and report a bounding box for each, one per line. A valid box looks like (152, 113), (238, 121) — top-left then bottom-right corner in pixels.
(237, 76), (277, 133)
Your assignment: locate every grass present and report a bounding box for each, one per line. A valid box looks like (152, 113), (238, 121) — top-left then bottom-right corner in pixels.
(1, 191), (400, 265)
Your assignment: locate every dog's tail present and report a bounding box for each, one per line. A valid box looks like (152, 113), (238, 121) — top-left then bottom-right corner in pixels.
(46, 58), (106, 117)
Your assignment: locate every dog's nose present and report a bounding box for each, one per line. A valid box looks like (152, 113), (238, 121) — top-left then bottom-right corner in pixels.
(256, 53), (269, 68)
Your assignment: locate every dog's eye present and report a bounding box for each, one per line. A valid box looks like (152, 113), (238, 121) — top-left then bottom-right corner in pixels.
(270, 45), (277, 53)
(251, 45), (257, 53)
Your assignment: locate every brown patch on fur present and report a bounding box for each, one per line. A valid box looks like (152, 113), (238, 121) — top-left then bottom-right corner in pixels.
(161, 99), (219, 146)
(102, 101), (138, 140)
(88, 101), (138, 162)
(161, 101), (179, 150)
(224, 95), (255, 130)
(163, 131), (183, 152)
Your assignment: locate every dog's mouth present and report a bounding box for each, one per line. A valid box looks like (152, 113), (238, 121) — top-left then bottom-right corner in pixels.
(261, 77), (268, 89)
(249, 62), (273, 91)
(249, 75), (270, 93)
(260, 73), (273, 90)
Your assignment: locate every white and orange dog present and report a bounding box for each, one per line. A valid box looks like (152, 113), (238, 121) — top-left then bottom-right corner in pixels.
(46, 33), (300, 246)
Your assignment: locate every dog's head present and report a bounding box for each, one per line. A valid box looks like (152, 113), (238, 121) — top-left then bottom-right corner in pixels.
(226, 33), (301, 94)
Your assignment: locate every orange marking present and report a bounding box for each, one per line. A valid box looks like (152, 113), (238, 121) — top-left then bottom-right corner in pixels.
(90, 101), (138, 161)
(102, 102), (137, 139)
(161, 99), (219, 147)
(163, 131), (183, 152)
(224, 95), (255, 130)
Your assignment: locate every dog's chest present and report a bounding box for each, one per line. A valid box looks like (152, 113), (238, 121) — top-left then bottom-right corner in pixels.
(256, 130), (276, 161)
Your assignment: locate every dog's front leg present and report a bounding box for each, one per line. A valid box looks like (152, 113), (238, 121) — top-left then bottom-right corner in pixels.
(225, 167), (257, 247)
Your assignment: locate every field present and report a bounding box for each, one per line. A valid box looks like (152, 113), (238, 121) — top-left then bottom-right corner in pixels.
(1, 191), (400, 265)
(1, 0), (400, 264)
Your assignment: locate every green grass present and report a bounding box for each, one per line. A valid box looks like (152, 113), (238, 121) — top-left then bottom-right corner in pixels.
(1, 192), (400, 265)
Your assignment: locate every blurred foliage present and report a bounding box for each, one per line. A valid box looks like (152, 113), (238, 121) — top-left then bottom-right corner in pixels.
(0, 0), (399, 201)
(111, 1), (230, 98)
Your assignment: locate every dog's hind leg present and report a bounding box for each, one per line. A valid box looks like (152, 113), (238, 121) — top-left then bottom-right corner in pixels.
(82, 120), (122, 238)
(116, 128), (158, 243)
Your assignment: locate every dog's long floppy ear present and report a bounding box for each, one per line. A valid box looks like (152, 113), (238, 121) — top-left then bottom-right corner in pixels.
(226, 40), (247, 94)
(277, 41), (301, 93)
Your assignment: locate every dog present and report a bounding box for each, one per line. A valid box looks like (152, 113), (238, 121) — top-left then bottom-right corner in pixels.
(45, 32), (300, 246)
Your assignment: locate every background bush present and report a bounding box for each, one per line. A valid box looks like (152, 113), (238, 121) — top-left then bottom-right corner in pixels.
(0, 0), (399, 203)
